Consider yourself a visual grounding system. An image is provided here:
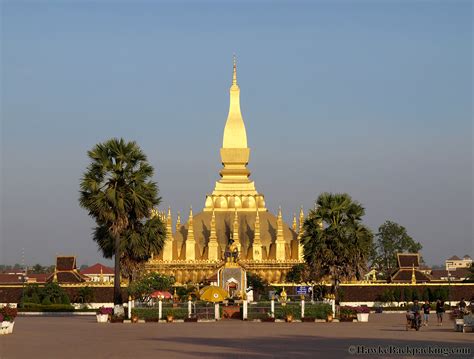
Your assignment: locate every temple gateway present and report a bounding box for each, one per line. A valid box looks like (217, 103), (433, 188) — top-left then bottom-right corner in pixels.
(145, 58), (305, 286)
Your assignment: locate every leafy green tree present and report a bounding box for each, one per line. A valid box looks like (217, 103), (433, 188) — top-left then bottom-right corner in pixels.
(76, 286), (94, 304)
(370, 220), (422, 280)
(79, 138), (163, 305)
(31, 264), (45, 274)
(246, 272), (268, 300)
(92, 216), (166, 283)
(285, 264), (308, 284)
(42, 282), (69, 304)
(301, 192), (373, 303)
(128, 272), (175, 303)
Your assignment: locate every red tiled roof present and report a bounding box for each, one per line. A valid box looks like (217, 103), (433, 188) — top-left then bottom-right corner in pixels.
(0, 274), (25, 284)
(47, 271), (87, 283)
(80, 263), (114, 275)
(397, 253), (419, 268)
(430, 269), (449, 279)
(56, 256), (76, 271)
(27, 273), (49, 283)
(391, 269), (430, 283)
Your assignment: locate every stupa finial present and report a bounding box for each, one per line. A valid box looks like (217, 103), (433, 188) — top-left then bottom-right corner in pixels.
(232, 54), (237, 86)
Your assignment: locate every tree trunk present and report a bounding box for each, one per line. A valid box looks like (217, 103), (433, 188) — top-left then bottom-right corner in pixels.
(114, 235), (123, 305)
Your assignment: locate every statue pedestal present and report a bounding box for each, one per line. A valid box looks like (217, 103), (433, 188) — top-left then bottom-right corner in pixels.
(219, 263), (247, 299)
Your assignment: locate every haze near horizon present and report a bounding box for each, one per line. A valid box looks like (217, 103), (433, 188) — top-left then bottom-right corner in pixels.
(1, 1), (472, 267)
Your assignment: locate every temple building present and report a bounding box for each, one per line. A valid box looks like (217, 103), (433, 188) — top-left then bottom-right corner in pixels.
(145, 58), (304, 285)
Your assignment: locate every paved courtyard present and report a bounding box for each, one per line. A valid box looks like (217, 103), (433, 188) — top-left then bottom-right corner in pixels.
(1, 313), (472, 358)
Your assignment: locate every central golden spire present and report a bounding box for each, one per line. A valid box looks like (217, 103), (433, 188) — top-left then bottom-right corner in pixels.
(222, 55), (247, 149)
(204, 57), (266, 212)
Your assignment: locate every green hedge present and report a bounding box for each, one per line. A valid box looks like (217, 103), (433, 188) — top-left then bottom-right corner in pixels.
(132, 307), (189, 320)
(274, 305), (301, 320)
(304, 303), (332, 319)
(163, 308), (188, 319)
(19, 303), (75, 312)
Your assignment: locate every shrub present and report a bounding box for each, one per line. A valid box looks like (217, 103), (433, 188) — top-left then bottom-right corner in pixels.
(97, 307), (113, 315)
(163, 308), (188, 319)
(31, 293), (41, 304)
(131, 308), (160, 320)
(304, 303), (332, 319)
(0, 305), (18, 321)
(41, 297), (52, 305)
(274, 305), (301, 320)
(339, 306), (357, 320)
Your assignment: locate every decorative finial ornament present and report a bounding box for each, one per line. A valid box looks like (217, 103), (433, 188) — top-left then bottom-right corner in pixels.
(292, 213), (297, 232)
(232, 54), (237, 86)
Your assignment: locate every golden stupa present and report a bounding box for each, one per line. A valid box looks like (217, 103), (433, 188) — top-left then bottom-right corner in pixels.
(146, 57), (304, 284)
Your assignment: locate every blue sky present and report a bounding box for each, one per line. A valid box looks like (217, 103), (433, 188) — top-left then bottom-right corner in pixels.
(1, 1), (472, 266)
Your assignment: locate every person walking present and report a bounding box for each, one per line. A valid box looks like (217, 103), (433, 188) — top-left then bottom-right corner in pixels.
(421, 300), (430, 326)
(436, 298), (445, 326)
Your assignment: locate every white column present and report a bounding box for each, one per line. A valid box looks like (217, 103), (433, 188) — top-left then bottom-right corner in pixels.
(301, 298), (305, 319)
(128, 296), (132, 319)
(158, 299), (163, 320)
(331, 299), (335, 318)
(214, 303), (220, 320)
(271, 298), (275, 318)
(243, 299), (248, 320)
(188, 299), (192, 318)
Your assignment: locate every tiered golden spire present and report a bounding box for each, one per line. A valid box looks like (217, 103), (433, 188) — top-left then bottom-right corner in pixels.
(252, 208), (262, 261)
(185, 207), (195, 261)
(208, 209), (219, 261)
(204, 56), (266, 212)
(176, 211), (181, 232)
(276, 206), (286, 260)
(292, 213), (297, 232)
(162, 207), (173, 261)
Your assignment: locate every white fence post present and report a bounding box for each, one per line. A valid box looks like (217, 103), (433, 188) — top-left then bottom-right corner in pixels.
(243, 299), (248, 320)
(214, 303), (220, 320)
(158, 299), (162, 320)
(301, 296), (305, 319)
(271, 297), (275, 318)
(128, 296), (132, 319)
(188, 299), (192, 318)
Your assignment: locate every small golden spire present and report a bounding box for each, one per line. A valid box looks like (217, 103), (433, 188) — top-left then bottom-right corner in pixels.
(277, 207), (284, 240)
(411, 264), (416, 284)
(210, 209), (217, 242)
(176, 211), (181, 232)
(187, 206), (194, 242)
(254, 208), (261, 243)
(292, 213), (297, 232)
(298, 207), (304, 235)
(166, 207), (172, 238)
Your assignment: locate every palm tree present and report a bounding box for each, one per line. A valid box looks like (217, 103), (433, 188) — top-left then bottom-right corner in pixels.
(301, 193), (373, 303)
(93, 216), (166, 283)
(79, 138), (162, 305)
